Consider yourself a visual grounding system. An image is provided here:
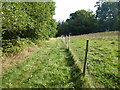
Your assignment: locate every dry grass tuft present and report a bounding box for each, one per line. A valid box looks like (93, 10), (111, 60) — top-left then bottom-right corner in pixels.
(1, 45), (40, 73)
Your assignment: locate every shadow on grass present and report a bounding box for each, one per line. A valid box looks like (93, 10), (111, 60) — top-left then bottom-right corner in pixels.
(64, 48), (84, 88)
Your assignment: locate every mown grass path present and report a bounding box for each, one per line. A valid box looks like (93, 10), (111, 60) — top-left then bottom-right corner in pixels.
(2, 38), (82, 88)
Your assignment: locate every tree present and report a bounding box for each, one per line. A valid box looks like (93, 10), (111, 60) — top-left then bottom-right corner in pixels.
(95, 1), (119, 31)
(2, 2), (57, 40)
(57, 10), (98, 36)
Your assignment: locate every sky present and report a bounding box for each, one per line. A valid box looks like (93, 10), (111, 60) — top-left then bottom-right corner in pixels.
(53, 0), (99, 22)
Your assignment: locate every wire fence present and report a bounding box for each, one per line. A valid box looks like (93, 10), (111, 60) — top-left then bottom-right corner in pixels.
(61, 34), (119, 88)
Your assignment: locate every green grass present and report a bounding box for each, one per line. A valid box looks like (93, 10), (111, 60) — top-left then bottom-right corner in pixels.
(2, 38), (83, 88)
(2, 31), (119, 88)
(69, 31), (119, 88)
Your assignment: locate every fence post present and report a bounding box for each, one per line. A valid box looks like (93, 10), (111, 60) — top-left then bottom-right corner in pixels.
(68, 34), (70, 48)
(83, 39), (89, 77)
(65, 35), (68, 47)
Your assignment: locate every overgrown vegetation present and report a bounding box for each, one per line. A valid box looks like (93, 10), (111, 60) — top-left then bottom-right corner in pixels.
(2, 38), (32, 56)
(2, 1), (57, 56)
(69, 31), (119, 88)
(2, 2), (57, 40)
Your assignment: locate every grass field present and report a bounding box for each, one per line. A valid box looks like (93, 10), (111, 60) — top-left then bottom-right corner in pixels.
(69, 31), (119, 88)
(2, 31), (119, 88)
(2, 38), (83, 88)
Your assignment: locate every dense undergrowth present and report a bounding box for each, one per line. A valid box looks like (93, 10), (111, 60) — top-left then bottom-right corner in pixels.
(1, 2), (57, 57)
(2, 38), (45, 57)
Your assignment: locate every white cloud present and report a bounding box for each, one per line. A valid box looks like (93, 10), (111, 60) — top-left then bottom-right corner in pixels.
(53, 0), (98, 21)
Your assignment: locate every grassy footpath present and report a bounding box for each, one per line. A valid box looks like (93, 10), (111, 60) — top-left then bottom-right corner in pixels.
(2, 38), (83, 88)
(69, 31), (119, 88)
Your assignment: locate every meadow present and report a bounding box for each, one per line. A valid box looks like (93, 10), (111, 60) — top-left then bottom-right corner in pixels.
(69, 31), (119, 88)
(2, 31), (119, 88)
(2, 39), (83, 88)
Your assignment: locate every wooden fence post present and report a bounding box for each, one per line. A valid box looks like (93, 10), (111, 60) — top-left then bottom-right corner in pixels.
(68, 34), (70, 48)
(83, 39), (89, 77)
(65, 35), (68, 47)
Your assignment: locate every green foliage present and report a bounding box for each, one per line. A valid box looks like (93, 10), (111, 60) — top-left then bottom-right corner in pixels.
(2, 2), (57, 55)
(57, 1), (119, 36)
(95, 1), (119, 31)
(2, 38), (33, 56)
(118, 1), (120, 30)
(56, 10), (98, 36)
(2, 2), (57, 40)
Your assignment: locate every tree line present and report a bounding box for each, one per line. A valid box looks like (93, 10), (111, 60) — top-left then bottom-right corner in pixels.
(1, 1), (119, 55)
(2, 1), (119, 40)
(56, 1), (119, 36)
(2, 2), (57, 40)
